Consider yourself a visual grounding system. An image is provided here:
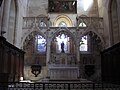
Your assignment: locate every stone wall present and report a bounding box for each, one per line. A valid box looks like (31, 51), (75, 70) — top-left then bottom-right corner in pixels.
(27, 0), (99, 17)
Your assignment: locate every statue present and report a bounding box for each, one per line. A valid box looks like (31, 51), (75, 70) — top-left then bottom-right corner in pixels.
(61, 42), (65, 53)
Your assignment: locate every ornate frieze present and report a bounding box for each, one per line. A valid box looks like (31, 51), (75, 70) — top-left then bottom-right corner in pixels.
(78, 17), (104, 29)
(23, 16), (48, 29)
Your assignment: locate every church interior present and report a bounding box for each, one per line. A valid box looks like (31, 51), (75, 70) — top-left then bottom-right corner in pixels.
(0, 0), (120, 89)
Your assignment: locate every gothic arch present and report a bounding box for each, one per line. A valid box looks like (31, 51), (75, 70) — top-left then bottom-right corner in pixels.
(50, 27), (76, 43)
(80, 29), (105, 49)
(50, 28), (76, 54)
(23, 31), (46, 49)
(22, 30), (46, 48)
(23, 30), (47, 80)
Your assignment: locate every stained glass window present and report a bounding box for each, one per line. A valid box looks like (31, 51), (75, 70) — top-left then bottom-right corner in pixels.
(36, 35), (46, 52)
(56, 34), (70, 53)
(80, 35), (88, 51)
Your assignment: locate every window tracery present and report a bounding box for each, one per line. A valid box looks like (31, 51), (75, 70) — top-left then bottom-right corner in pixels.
(39, 21), (47, 27)
(79, 22), (87, 27)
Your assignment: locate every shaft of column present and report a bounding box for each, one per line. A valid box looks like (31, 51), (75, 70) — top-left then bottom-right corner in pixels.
(46, 42), (51, 65)
(76, 40), (80, 63)
(77, 46), (80, 62)
(1, 0), (11, 37)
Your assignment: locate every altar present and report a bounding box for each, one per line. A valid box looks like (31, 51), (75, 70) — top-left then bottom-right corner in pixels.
(48, 65), (79, 80)
(48, 48), (79, 80)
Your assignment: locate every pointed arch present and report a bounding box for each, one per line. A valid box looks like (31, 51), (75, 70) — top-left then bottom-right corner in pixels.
(23, 31), (46, 51)
(80, 30), (105, 50)
(21, 29), (46, 48)
(83, 29), (104, 44)
(78, 15), (88, 28)
(50, 27), (76, 53)
(51, 27), (75, 42)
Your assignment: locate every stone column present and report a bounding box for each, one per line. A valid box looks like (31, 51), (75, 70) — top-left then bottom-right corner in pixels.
(1, 0), (11, 37)
(76, 39), (81, 78)
(76, 40), (80, 63)
(46, 40), (51, 65)
(46, 38), (51, 78)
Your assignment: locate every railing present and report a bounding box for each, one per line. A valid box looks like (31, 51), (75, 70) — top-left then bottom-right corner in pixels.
(0, 82), (120, 90)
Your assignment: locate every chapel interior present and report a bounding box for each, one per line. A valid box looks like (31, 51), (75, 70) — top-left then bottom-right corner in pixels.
(0, 0), (120, 85)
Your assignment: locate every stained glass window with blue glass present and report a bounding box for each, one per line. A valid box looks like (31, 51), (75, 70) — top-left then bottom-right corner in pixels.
(36, 35), (46, 52)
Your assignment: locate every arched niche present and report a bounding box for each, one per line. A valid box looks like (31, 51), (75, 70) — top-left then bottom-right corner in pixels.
(36, 14), (48, 27)
(50, 31), (77, 65)
(54, 15), (73, 27)
(79, 31), (103, 81)
(23, 31), (47, 81)
(80, 31), (103, 53)
(78, 15), (88, 28)
(51, 31), (75, 54)
(23, 31), (46, 66)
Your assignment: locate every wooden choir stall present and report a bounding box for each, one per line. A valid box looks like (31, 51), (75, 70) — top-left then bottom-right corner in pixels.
(0, 36), (25, 82)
